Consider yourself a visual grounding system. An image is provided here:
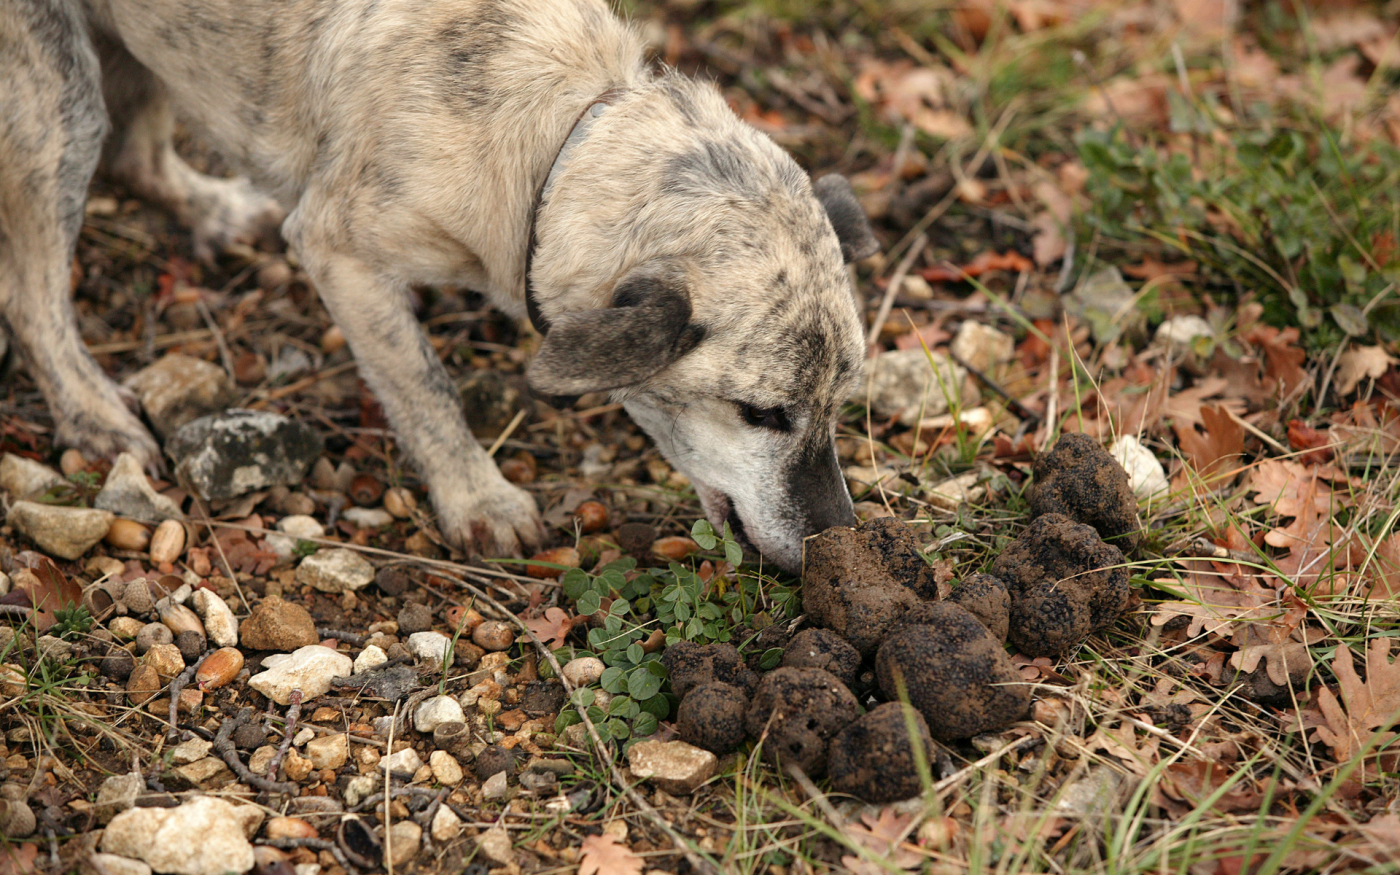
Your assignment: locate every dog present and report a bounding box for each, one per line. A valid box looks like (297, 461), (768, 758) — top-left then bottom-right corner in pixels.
(0, 0), (879, 573)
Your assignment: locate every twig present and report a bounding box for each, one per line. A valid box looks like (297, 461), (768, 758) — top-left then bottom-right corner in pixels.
(385, 698), (400, 875)
(247, 361), (358, 408)
(167, 651), (210, 739)
(212, 708), (298, 794)
(867, 232), (928, 349)
(195, 297), (236, 380)
(485, 408), (528, 458)
(266, 689), (303, 780)
(317, 628), (367, 646)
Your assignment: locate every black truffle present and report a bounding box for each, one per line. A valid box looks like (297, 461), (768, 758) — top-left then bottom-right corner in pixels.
(677, 682), (749, 754)
(948, 573), (1010, 642)
(662, 642), (758, 699)
(828, 703), (936, 803)
(780, 628), (862, 689)
(745, 668), (859, 777)
(1029, 433), (1141, 550)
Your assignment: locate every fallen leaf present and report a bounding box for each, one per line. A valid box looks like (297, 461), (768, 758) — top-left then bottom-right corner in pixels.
(1356, 813), (1400, 863)
(918, 250), (1034, 283)
(1312, 638), (1400, 779)
(1335, 345), (1396, 396)
(1173, 404), (1244, 485)
(1152, 558), (1275, 643)
(578, 832), (643, 875)
(1286, 420), (1333, 463)
(4, 556), (82, 633)
(523, 607), (579, 650)
(1246, 326), (1308, 399)
(841, 808), (927, 873)
(0, 844), (37, 875)
(1155, 759), (1265, 816)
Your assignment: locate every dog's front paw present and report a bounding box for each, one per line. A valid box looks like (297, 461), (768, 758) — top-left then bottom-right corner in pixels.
(189, 177), (286, 263)
(55, 397), (162, 475)
(435, 478), (546, 560)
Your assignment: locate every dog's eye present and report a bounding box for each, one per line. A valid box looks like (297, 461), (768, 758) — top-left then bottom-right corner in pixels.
(738, 403), (790, 432)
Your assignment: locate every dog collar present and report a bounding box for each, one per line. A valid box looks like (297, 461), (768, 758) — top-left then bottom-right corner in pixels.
(525, 91), (621, 336)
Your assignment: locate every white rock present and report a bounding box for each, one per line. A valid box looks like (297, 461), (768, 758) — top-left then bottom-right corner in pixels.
(1110, 435), (1169, 498)
(562, 656), (604, 687)
(248, 646), (352, 705)
(341, 507), (393, 528)
(475, 826), (514, 864)
(343, 775), (377, 809)
(260, 653), (291, 669)
(414, 695), (466, 734)
(0, 454), (63, 501)
(1155, 315), (1214, 347)
(293, 866), (320, 875)
(379, 747), (424, 777)
(407, 632), (450, 663)
(95, 773), (144, 824)
(482, 770), (510, 800)
(385, 821), (421, 867)
(354, 644), (388, 674)
(6, 501), (114, 560)
(0, 571), (9, 596)
(169, 738), (212, 765)
(627, 740), (717, 795)
(950, 321), (1015, 375)
(100, 796), (255, 875)
(266, 514), (324, 559)
(292, 727), (316, 747)
(90, 853), (153, 875)
(94, 452), (186, 522)
(295, 548), (374, 593)
(430, 803), (463, 842)
(304, 735), (348, 770)
(191, 589), (238, 648)
(856, 348), (970, 426)
(429, 750), (464, 786)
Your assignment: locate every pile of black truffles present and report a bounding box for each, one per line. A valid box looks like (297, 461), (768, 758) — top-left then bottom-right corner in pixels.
(665, 433), (1141, 803)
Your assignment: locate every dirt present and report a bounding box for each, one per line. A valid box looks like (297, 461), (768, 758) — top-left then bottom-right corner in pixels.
(827, 702), (937, 804)
(1029, 433), (1142, 551)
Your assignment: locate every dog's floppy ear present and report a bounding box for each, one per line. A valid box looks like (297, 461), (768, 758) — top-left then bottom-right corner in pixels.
(527, 265), (705, 399)
(813, 174), (879, 263)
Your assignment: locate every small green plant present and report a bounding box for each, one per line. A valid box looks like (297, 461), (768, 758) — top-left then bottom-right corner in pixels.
(51, 605), (94, 639)
(293, 539), (319, 558)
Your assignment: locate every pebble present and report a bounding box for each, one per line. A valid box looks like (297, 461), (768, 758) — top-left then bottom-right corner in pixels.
(266, 514), (324, 559)
(265, 816), (318, 840)
(950, 320), (1015, 375)
(407, 631), (451, 663)
(94, 452), (186, 522)
(1110, 435), (1170, 498)
(0, 571), (8, 596)
(142, 643), (185, 682)
(386, 821), (422, 867)
(353, 644), (388, 674)
(248, 746), (277, 775)
(174, 757), (231, 788)
(239, 595), (318, 651)
(192, 589), (238, 647)
(475, 826), (514, 864)
(90, 853), (154, 875)
(296, 548), (374, 593)
(414, 695), (466, 734)
(481, 770), (510, 800)
(397, 602), (433, 635)
(282, 750), (314, 782)
(562, 656), (605, 687)
(341, 506), (393, 528)
(429, 750), (464, 786)
(379, 747), (424, 777)
(166, 409), (323, 501)
(170, 738), (213, 765)
(344, 775), (377, 809)
(430, 803), (463, 842)
(305, 735), (348, 770)
(248, 645), (353, 705)
(110, 616), (145, 639)
(101, 796), (255, 875)
(472, 620), (515, 651)
(95, 773), (144, 824)
(6, 501), (114, 560)
(123, 354), (237, 439)
(0, 454), (64, 499)
(626, 740), (717, 795)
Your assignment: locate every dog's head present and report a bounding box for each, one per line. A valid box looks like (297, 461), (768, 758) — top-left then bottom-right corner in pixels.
(527, 79), (877, 573)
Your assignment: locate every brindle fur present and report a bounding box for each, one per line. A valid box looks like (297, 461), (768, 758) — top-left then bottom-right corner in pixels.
(0, 0), (877, 572)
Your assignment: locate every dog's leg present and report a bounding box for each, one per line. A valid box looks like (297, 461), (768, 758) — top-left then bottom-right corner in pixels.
(287, 227), (545, 558)
(0, 2), (160, 469)
(95, 37), (284, 263)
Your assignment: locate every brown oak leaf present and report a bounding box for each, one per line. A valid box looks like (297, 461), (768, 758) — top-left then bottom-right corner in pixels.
(577, 833), (643, 875)
(523, 607), (580, 650)
(1172, 404), (1244, 486)
(2, 556), (82, 633)
(1311, 638), (1400, 779)
(841, 808), (927, 874)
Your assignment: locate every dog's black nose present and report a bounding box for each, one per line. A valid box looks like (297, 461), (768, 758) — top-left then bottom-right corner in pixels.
(788, 439), (856, 534)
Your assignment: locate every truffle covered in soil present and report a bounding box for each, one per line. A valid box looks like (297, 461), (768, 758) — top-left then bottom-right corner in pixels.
(990, 513), (1131, 657)
(662, 642), (759, 700)
(828, 702), (936, 803)
(948, 573), (1010, 642)
(745, 668), (860, 776)
(780, 628), (861, 689)
(677, 683), (750, 754)
(875, 602), (1030, 741)
(1029, 433), (1141, 550)
(802, 518), (938, 655)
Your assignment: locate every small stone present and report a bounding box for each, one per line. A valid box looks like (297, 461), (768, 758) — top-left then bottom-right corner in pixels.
(90, 853), (154, 875)
(950, 320), (1016, 375)
(407, 631), (451, 663)
(353, 644), (388, 674)
(110, 617), (145, 641)
(166, 409), (323, 501)
(627, 740), (717, 795)
(170, 738), (213, 765)
(135, 623), (173, 654)
(481, 770), (510, 800)
(342, 506), (393, 528)
(343, 775), (377, 809)
(100, 796), (255, 875)
(414, 695), (466, 734)
(856, 348), (971, 426)
(397, 603), (433, 636)
(191, 589), (238, 648)
(123, 354), (237, 439)
(283, 749), (314, 782)
(248, 746), (277, 775)
(475, 826), (514, 864)
(1155, 315), (1214, 347)
(0, 453), (63, 501)
(265, 816), (318, 840)
(265, 514), (323, 558)
(6, 501), (114, 560)
(296, 548), (374, 593)
(562, 656), (605, 687)
(429, 750), (464, 786)
(472, 620), (515, 651)
(305, 735), (348, 770)
(95, 773), (144, 824)
(240, 595), (318, 651)
(143, 643), (185, 682)
(248, 645), (354, 705)
(386, 821), (421, 867)
(1110, 435), (1170, 499)
(174, 757), (233, 788)
(379, 747), (424, 778)
(430, 803), (462, 842)
(94, 452), (186, 522)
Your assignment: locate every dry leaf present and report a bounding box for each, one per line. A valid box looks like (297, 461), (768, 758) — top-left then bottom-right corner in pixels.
(1152, 558), (1274, 642)
(1312, 638), (1400, 778)
(1335, 345), (1396, 396)
(1246, 326), (1308, 399)
(1155, 759), (1265, 816)
(3, 556), (82, 633)
(1356, 813), (1400, 863)
(1173, 404), (1244, 485)
(523, 607), (579, 650)
(918, 250), (1034, 283)
(0, 844), (38, 875)
(841, 808), (926, 874)
(577, 833), (643, 875)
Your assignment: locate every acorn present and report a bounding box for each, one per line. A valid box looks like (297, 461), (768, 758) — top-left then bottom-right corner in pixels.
(349, 474), (384, 507)
(106, 519), (151, 551)
(572, 500), (609, 535)
(149, 519), (187, 565)
(526, 547), (580, 580)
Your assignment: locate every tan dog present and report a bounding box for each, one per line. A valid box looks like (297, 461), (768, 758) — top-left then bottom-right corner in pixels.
(0, 0), (878, 573)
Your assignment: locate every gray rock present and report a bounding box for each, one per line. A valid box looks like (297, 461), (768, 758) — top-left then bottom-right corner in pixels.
(414, 695), (466, 734)
(7, 501), (113, 560)
(94, 452), (186, 522)
(166, 410), (323, 501)
(295, 547), (374, 593)
(95, 773), (144, 825)
(856, 348), (970, 426)
(1065, 266), (1143, 345)
(0, 453), (64, 500)
(123, 354), (237, 439)
(100, 796), (255, 875)
(247, 645), (353, 705)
